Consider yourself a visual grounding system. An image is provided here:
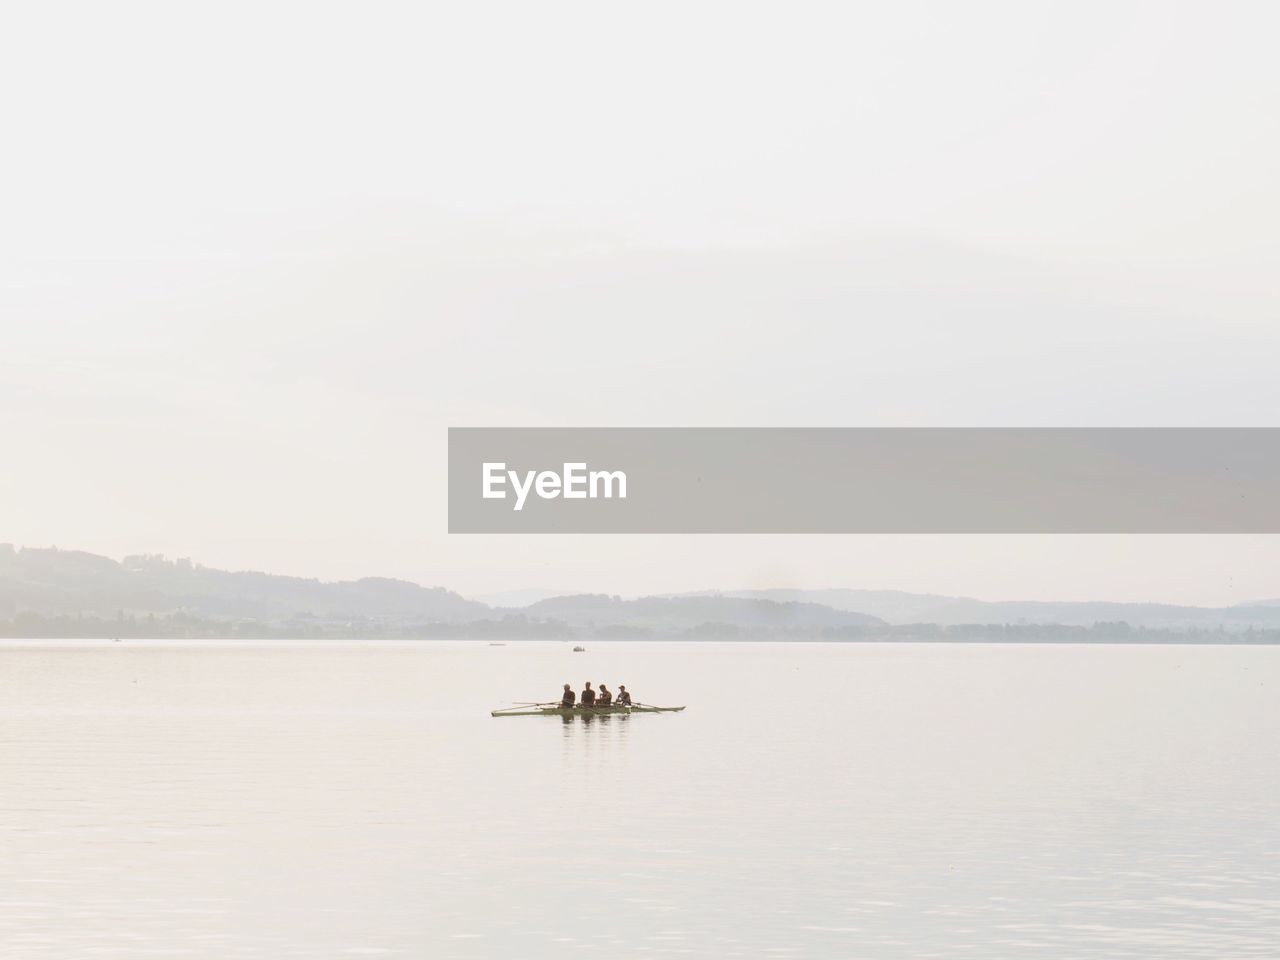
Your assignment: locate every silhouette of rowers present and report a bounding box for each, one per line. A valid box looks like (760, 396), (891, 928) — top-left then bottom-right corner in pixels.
(559, 681), (632, 709)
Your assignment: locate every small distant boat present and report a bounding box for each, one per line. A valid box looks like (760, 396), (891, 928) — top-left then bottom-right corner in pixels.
(572, 645), (586, 652)
(488, 642), (506, 646)
(491, 703), (685, 718)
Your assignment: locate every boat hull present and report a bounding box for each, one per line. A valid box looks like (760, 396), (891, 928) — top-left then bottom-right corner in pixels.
(490, 704), (685, 717)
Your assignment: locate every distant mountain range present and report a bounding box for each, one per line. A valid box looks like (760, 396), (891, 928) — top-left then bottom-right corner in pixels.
(524, 594), (882, 636)
(2, 543), (1279, 640)
(675, 589), (1280, 630)
(0, 545), (488, 624)
(0, 545), (883, 639)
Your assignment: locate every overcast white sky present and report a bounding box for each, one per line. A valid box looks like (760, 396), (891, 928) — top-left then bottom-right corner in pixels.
(3, 1), (1279, 605)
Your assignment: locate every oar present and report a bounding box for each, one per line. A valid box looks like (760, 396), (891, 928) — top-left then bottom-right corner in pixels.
(492, 701), (558, 715)
(511, 701), (558, 707)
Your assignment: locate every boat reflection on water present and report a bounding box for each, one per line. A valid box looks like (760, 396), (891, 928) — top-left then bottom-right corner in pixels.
(559, 711), (632, 747)
(561, 710), (624, 725)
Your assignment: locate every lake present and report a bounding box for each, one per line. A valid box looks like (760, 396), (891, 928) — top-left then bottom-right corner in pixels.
(1, 640), (1277, 958)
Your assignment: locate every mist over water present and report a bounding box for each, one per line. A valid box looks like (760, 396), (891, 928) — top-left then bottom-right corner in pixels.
(2, 640), (1277, 959)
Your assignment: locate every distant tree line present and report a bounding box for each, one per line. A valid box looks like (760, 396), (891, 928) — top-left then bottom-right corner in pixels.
(2, 612), (1278, 643)
(0, 611), (572, 640)
(816, 621), (1280, 643)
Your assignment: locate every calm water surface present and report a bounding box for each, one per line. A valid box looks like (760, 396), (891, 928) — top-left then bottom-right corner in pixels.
(1, 640), (1277, 958)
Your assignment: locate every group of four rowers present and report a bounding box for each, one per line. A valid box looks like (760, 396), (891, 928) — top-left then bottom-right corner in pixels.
(560, 681), (631, 708)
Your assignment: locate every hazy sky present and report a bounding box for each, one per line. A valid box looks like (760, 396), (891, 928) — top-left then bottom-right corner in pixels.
(3, 1), (1279, 605)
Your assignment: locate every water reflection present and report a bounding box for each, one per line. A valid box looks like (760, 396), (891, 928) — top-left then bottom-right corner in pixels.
(560, 711), (629, 727)
(2, 640), (1276, 960)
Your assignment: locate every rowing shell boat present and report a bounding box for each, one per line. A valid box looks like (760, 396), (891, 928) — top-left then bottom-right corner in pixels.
(490, 704), (686, 718)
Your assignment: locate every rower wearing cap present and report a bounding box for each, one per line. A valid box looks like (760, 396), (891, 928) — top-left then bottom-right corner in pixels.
(616, 685), (632, 706)
(560, 683), (575, 708)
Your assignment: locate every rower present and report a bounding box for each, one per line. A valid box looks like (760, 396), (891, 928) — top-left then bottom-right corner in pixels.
(616, 685), (632, 706)
(580, 682), (596, 707)
(597, 684), (613, 706)
(560, 683), (575, 708)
